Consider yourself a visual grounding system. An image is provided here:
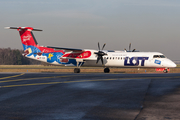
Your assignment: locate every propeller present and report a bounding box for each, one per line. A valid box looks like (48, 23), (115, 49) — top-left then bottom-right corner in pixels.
(124, 43), (136, 52)
(94, 42), (107, 65)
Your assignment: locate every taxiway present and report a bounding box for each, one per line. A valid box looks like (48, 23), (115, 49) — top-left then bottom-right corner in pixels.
(0, 73), (180, 120)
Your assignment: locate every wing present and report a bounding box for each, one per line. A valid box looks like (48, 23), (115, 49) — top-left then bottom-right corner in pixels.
(46, 46), (94, 60)
(46, 46), (84, 52)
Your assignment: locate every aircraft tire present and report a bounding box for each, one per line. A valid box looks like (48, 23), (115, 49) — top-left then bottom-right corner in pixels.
(74, 68), (80, 73)
(163, 69), (168, 73)
(104, 68), (110, 73)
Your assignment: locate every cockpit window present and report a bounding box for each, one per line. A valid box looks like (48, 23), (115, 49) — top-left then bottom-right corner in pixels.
(153, 55), (166, 58)
(160, 55), (166, 58)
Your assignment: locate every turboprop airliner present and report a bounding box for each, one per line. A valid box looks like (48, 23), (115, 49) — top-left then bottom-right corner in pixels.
(5, 27), (176, 73)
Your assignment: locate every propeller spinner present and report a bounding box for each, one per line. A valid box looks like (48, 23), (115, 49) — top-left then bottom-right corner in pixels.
(94, 42), (107, 65)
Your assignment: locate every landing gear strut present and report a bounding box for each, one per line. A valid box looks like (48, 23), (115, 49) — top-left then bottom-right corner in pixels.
(74, 60), (84, 73)
(104, 67), (110, 73)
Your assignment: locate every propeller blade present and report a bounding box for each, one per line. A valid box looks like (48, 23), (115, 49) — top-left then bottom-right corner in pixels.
(124, 43), (138, 52)
(129, 43), (131, 51)
(102, 43), (106, 50)
(95, 42), (107, 65)
(96, 56), (101, 64)
(98, 42), (100, 51)
(100, 56), (104, 65)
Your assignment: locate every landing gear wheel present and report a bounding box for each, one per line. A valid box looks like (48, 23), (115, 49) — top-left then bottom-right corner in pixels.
(104, 67), (110, 73)
(163, 69), (168, 73)
(74, 68), (80, 73)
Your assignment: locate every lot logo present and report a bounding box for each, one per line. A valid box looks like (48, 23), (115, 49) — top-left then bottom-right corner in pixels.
(154, 59), (161, 65)
(23, 34), (31, 42)
(124, 57), (149, 66)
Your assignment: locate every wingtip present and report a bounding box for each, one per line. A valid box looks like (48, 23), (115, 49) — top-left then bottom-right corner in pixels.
(4, 27), (10, 29)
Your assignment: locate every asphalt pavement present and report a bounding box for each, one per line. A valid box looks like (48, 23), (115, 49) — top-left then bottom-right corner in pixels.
(0, 73), (180, 120)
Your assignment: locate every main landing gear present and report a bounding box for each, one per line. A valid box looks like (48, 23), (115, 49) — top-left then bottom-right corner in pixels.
(74, 60), (83, 73)
(74, 68), (80, 73)
(104, 67), (110, 73)
(74, 67), (110, 73)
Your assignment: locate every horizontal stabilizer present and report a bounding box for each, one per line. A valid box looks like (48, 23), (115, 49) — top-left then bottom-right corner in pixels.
(5, 27), (42, 31)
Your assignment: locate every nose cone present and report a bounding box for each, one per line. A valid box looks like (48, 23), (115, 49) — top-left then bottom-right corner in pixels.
(163, 59), (177, 68)
(171, 62), (177, 68)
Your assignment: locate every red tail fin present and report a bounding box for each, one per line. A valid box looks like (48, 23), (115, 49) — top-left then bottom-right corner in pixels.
(5, 27), (64, 54)
(18, 27), (39, 46)
(5, 27), (42, 51)
(5, 27), (42, 46)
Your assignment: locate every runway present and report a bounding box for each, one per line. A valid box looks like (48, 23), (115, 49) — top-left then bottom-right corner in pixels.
(0, 73), (180, 120)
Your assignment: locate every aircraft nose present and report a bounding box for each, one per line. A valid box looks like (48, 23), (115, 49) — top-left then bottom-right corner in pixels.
(171, 62), (177, 67)
(164, 60), (177, 68)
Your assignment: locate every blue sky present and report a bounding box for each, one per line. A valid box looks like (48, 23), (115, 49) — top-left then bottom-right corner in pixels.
(1, 0), (180, 60)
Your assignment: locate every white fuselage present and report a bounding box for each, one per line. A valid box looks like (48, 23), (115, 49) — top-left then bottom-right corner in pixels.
(25, 49), (176, 69)
(82, 50), (176, 68)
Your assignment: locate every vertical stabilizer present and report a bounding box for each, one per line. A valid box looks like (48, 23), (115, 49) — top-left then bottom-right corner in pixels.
(5, 27), (42, 53)
(5, 27), (64, 55)
(19, 27), (38, 47)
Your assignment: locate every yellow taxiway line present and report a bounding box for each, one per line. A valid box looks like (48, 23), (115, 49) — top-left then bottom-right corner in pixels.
(0, 73), (24, 80)
(0, 76), (68, 83)
(1, 75), (180, 88)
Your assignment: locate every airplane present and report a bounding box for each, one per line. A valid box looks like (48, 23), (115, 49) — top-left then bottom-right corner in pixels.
(5, 27), (176, 73)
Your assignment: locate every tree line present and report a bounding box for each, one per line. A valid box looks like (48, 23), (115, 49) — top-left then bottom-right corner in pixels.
(0, 48), (41, 65)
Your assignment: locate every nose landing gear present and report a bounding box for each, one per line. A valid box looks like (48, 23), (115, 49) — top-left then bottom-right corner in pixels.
(163, 69), (168, 73)
(156, 68), (169, 73)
